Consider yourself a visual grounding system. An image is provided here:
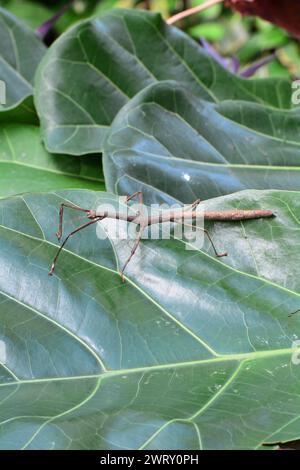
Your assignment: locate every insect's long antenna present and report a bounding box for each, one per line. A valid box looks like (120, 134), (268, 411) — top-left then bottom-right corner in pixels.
(57, 203), (90, 241)
(49, 217), (101, 276)
(179, 222), (228, 257)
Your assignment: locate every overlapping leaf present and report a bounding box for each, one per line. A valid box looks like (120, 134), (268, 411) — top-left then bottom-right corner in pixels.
(0, 188), (300, 449)
(0, 125), (105, 198)
(103, 81), (300, 203)
(0, 7), (45, 119)
(34, 9), (292, 155)
(1, 0), (51, 30)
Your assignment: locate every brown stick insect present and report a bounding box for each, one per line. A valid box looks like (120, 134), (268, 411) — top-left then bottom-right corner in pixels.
(49, 192), (274, 281)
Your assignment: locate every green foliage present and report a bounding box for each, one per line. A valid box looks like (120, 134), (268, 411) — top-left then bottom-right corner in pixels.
(0, 125), (105, 197)
(0, 0), (51, 30)
(103, 80), (300, 202)
(34, 9), (291, 155)
(0, 189), (300, 449)
(0, 3), (300, 451)
(0, 7), (45, 114)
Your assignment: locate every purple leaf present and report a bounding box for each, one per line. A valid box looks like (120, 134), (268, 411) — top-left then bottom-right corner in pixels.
(240, 52), (277, 78)
(200, 38), (277, 77)
(200, 38), (240, 73)
(36, 1), (74, 40)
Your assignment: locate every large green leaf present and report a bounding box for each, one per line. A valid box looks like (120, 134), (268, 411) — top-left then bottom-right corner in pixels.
(0, 124), (105, 198)
(103, 81), (300, 203)
(34, 8), (292, 155)
(1, 0), (51, 31)
(0, 7), (46, 117)
(0, 188), (300, 449)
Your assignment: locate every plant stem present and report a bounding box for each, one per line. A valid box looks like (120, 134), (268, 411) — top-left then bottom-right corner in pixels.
(167, 0), (224, 25)
(143, 0), (151, 10)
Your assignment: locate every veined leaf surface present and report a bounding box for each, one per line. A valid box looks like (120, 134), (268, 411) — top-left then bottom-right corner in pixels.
(0, 125), (104, 198)
(0, 7), (46, 117)
(34, 9), (292, 155)
(103, 81), (300, 203)
(0, 189), (300, 449)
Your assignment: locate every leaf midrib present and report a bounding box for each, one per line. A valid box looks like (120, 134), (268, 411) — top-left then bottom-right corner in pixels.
(0, 346), (296, 389)
(114, 143), (300, 172)
(0, 160), (105, 183)
(137, 101), (300, 149)
(0, 223), (218, 357)
(107, 12), (218, 104)
(112, 10), (290, 110)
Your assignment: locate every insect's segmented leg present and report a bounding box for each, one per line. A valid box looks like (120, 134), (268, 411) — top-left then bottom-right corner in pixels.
(49, 217), (102, 276)
(184, 199), (201, 212)
(179, 222), (227, 258)
(56, 202), (90, 241)
(124, 192), (143, 205)
(120, 224), (146, 282)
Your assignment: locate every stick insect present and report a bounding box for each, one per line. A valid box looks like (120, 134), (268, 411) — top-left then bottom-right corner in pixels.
(49, 192), (274, 281)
